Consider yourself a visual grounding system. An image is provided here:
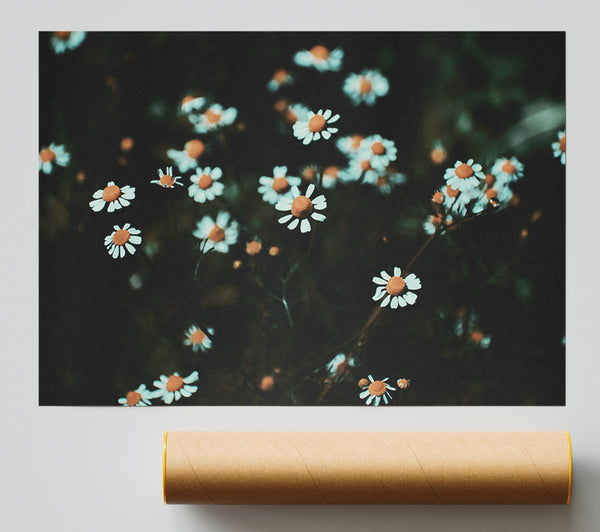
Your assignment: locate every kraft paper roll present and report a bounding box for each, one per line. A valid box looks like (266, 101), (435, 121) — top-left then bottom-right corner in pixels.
(163, 431), (572, 505)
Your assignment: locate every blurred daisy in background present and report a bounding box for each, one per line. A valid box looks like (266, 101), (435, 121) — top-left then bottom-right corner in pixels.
(293, 108), (340, 145)
(472, 182), (513, 213)
(372, 267), (422, 309)
(321, 166), (342, 189)
(151, 371), (199, 404)
(39, 143), (70, 174)
(190, 103), (237, 133)
(104, 223), (142, 259)
(258, 165), (301, 204)
(118, 384), (153, 407)
(442, 183), (473, 217)
(184, 325), (214, 352)
(336, 134), (365, 157)
(364, 166), (406, 194)
(343, 69), (389, 106)
(444, 158), (485, 193)
(294, 45), (343, 71)
(430, 141), (447, 165)
(50, 31), (86, 54)
(423, 212), (454, 235)
(359, 375), (395, 406)
(89, 181), (136, 212)
(396, 378), (411, 389)
(167, 139), (205, 172)
(276, 183), (327, 233)
(491, 156), (524, 185)
(299, 164), (320, 183)
(150, 166), (183, 189)
(267, 69), (294, 91)
(552, 130), (566, 164)
(339, 155), (379, 183)
(325, 353), (355, 383)
(179, 95), (205, 114)
(188, 166), (225, 203)
(246, 238), (262, 256)
(193, 211), (239, 253)
(358, 135), (397, 172)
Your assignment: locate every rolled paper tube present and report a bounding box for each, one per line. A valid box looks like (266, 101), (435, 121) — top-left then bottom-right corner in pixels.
(163, 431), (572, 505)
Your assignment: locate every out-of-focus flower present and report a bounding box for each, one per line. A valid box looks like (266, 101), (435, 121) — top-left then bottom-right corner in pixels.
(321, 165), (342, 189)
(267, 69), (294, 91)
(396, 378), (410, 389)
(276, 183), (327, 233)
(246, 239), (262, 256)
(491, 156), (524, 185)
(339, 156), (379, 183)
(151, 371), (199, 404)
(258, 166), (301, 205)
(423, 213), (445, 235)
(472, 182), (513, 214)
(282, 102), (311, 125)
(188, 166), (225, 203)
(293, 108), (340, 145)
(89, 181), (136, 212)
(167, 139), (205, 173)
(325, 353), (355, 382)
(430, 141), (447, 165)
(300, 164), (319, 183)
(120, 137), (134, 152)
(442, 183), (472, 217)
(372, 267), (421, 309)
(444, 158), (485, 193)
(39, 143), (70, 174)
(294, 45), (343, 71)
(118, 384), (152, 406)
(151, 166), (183, 189)
(180, 95), (206, 114)
(336, 134), (365, 157)
(552, 130), (566, 165)
(268, 246), (280, 256)
(190, 104), (237, 133)
(184, 325), (214, 352)
(104, 223), (142, 259)
(50, 31), (86, 54)
(469, 329), (491, 349)
(364, 166), (406, 194)
(358, 135), (397, 172)
(359, 375), (395, 406)
(343, 70), (389, 106)
(193, 211), (239, 254)
(357, 378), (369, 388)
(260, 375), (275, 391)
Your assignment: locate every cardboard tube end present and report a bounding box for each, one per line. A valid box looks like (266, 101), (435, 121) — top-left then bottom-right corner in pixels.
(566, 431), (572, 505)
(162, 431), (168, 505)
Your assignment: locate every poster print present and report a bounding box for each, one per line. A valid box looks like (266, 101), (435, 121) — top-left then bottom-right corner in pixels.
(39, 32), (565, 406)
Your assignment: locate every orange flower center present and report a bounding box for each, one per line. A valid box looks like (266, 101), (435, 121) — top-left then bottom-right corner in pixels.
(204, 109), (222, 123)
(273, 69), (288, 83)
(397, 378), (410, 389)
(274, 99), (288, 113)
(485, 187), (498, 200)
(246, 240), (262, 256)
(501, 160), (516, 174)
(166, 375), (184, 392)
(260, 375), (274, 391)
(271, 177), (290, 193)
(102, 185), (121, 202)
(285, 110), (298, 124)
(112, 229), (130, 246)
(160, 174), (175, 187)
(485, 174), (496, 186)
(308, 114), (326, 133)
(430, 148), (446, 164)
(371, 142), (386, 156)
(351, 135), (364, 150)
(181, 95), (195, 105)
(185, 140), (205, 159)
(126, 391), (141, 406)
(359, 77), (372, 94)
(470, 330), (484, 343)
(431, 213), (443, 227)
(302, 167), (317, 181)
(189, 328), (206, 344)
(291, 195), (313, 219)
(268, 246), (280, 256)
(445, 185), (460, 198)
(121, 137), (134, 152)
(455, 163), (474, 179)
(40, 147), (56, 163)
(358, 378), (370, 388)
(360, 159), (371, 171)
(432, 191), (444, 204)
(368, 380), (386, 396)
(376, 176), (386, 188)
(386, 275), (406, 296)
(310, 45), (329, 59)
(323, 166), (339, 179)
(55, 31), (71, 40)
(197, 174), (213, 190)
(208, 224), (226, 242)
(559, 135), (566, 152)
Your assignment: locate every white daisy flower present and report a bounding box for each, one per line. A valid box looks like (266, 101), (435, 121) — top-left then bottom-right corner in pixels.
(443, 183), (473, 217)
(50, 31), (86, 54)
(363, 166), (406, 194)
(184, 325), (214, 352)
(167, 139), (205, 173)
(372, 267), (422, 309)
(118, 384), (153, 407)
(150, 167), (183, 189)
(443, 158), (485, 193)
(321, 165), (342, 189)
(472, 183), (513, 214)
(267, 69), (294, 91)
(359, 375), (395, 406)
(430, 141), (448, 165)
(294, 45), (343, 72)
(151, 371), (199, 405)
(193, 211), (239, 254)
(339, 156), (379, 183)
(423, 213), (455, 235)
(343, 70), (389, 106)
(491, 157), (524, 185)
(552, 130), (566, 165)
(180, 95), (206, 114)
(336, 134), (365, 157)
(325, 353), (355, 382)
(293, 108), (340, 145)
(190, 104), (237, 134)
(258, 165), (301, 205)
(89, 181), (136, 212)
(188, 167), (225, 203)
(104, 223), (142, 259)
(396, 378), (411, 389)
(275, 184), (327, 233)
(358, 135), (397, 173)
(280, 102), (311, 125)
(39, 143), (70, 174)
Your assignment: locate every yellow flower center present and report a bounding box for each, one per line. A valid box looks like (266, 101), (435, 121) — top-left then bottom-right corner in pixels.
(368, 380), (386, 397)
(112, 229), (130, 246)
(310, 45), (329, 59)
(184, 140), (205, 159)
(386, 276), (406, 296)
(501, 160), (516, 174)
(291, 195), (313, 219)
(40, 147), (56, 162)
(166, 374), (184, 392)
(271, 177), (290, 193)
(371, 142), (386, 155)
(126, 391), (141, 406)
(197, 174), (213, 190)
(455, 163), (474, 179)
(359, 77), (372, 94)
